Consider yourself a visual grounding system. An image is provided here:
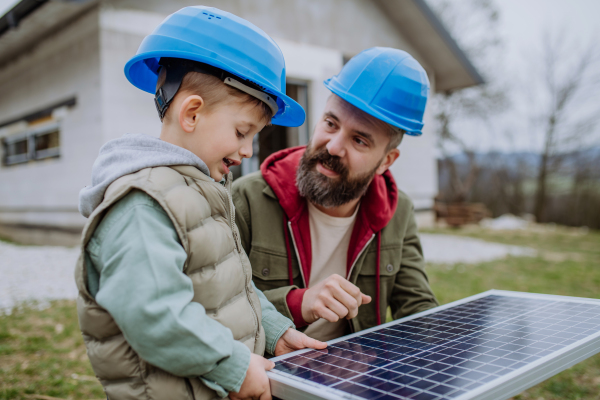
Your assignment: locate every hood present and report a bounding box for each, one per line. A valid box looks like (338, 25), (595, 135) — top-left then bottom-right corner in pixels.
(78, 133), (210, 218)
(261, 146), (398, 232)
(262, 146), (400, 329)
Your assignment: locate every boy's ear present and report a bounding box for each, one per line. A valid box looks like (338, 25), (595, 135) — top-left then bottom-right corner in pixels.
(179, 95), (205, 133)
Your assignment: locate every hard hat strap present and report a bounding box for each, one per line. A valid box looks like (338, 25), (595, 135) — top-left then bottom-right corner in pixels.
(154, 58), (278, 121)
(223, 77), (278, 116)
(389, 124), (405, 135)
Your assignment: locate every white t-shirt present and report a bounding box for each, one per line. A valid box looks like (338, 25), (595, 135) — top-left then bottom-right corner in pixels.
(303, 202), (359, 341)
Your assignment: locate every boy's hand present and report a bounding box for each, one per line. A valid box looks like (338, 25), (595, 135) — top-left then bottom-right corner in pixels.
(274, 328), (327, 356)
(229, 354), (274, 400)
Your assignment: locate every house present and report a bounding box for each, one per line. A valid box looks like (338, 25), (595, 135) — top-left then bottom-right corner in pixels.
(0, 0), (483, 245)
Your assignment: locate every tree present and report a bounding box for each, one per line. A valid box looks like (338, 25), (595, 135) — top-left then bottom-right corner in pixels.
(428, 0), (508, 203)
(526, 33), (600, 222)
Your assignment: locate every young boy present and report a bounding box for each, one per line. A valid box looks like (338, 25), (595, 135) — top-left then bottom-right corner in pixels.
(75, 7), (325, 400)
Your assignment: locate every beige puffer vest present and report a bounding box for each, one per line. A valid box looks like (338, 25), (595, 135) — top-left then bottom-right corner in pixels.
(74, 166), (265, 400)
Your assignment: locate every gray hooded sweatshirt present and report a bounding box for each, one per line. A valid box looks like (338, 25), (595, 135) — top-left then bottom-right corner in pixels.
(78, 133), (211, 218)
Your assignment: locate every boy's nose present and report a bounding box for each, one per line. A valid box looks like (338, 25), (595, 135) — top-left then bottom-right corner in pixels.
(240, 140), (253, 158)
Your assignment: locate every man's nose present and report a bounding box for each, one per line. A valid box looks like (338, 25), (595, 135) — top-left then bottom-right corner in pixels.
(325, 131), (346, 158)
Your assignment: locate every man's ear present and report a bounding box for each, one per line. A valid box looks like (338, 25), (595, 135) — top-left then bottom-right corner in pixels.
(179, 95), (205, 133)
(376, 148), (400, 175)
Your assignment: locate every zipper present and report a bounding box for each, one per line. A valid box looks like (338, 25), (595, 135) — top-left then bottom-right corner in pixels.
(220, 182), (260, 343)
(346, 233), (376, 334)
(184, 378), (197, 400)
(222, 185), (241, 253)
(287, 221), (307, 288)
(347, 233), (376, 282)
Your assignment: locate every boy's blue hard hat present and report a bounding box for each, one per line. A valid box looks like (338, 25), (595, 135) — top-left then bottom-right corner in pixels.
(324, 47), (430, 136)
(124, 6), (305, 127)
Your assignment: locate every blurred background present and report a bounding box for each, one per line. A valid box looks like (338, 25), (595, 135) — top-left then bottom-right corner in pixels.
(0, 0), (599, 245)
(0, 1), (599, 399)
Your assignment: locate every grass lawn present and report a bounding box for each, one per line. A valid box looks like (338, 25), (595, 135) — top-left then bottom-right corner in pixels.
(421, 225), (600, 400)
(1, 225), (599, 399)
(0, 301), (104, 400)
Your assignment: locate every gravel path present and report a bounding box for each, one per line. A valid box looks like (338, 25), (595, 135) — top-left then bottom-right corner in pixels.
(0, 241), (80, 314)
(420, 233), (536, 264)
(0, 234), (535, 313)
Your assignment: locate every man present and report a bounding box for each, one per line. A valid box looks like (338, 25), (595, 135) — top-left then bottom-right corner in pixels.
(233, 47), (438, 342)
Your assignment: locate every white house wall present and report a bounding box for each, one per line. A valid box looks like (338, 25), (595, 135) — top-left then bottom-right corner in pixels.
(105, 0), (420, 60)
(0, 1), (441, 233)
(389, 72), (438, 213)
(98, 4), (437, 215)
(99, 8), (163, 143)
(0, 9), (101, 229)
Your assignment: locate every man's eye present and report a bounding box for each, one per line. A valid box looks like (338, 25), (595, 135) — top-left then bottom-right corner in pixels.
(355, 137), (367, 146)
(325, 119), (335, 128)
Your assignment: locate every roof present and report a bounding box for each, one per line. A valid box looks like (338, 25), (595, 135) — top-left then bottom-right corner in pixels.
(0, 0), (97, 68)
(0, 0), (483, 92)
(375, 0), (484, 91)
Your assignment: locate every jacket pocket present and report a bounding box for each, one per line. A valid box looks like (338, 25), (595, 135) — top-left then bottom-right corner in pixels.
(357, 245), (402, 277)
(249, 246), (301, 290)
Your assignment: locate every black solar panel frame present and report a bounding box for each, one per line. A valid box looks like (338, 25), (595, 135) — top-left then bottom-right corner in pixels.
(267, 290), (600, 400)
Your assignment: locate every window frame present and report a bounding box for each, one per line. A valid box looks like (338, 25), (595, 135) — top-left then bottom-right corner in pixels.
(2, 120), (61, 167)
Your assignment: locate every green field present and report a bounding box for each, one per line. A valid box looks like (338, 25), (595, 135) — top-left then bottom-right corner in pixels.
(422, 226), (600, 400)
(0, 301), (104, 400)
(1, 225), (599, 399)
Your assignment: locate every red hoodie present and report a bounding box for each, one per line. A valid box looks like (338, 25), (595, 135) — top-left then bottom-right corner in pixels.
(260, 146), (399, 327)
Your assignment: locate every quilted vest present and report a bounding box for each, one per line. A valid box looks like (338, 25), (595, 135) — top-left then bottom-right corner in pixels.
(74, 166), (265, 400)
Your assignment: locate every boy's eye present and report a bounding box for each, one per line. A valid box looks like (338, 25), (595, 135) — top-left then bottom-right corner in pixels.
(236, 130), (245, 138)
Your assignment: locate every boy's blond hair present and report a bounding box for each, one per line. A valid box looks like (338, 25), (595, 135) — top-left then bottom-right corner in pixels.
(157, 68), (273, 124)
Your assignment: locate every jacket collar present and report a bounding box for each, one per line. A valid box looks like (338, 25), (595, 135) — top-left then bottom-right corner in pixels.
(261, 146), (398, 232)
(261, 146), (399, 278)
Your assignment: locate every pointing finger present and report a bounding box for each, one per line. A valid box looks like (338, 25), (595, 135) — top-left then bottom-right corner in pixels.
(303, 336), (327, 349)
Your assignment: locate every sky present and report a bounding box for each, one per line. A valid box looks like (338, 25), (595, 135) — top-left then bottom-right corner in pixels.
(1, 0), (598, 153)
(436, 0), (600, 154)
(499, 0), (599, 57)
(0, 0), (18, 17)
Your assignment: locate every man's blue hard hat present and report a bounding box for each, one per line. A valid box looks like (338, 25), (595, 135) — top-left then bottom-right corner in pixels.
(124, 6), (305, 127)
(324, 47), (430, 136)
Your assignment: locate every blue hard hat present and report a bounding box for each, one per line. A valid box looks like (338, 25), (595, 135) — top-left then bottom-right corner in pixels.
(124, 6), (305, 127)
(324, 47), (430, 136)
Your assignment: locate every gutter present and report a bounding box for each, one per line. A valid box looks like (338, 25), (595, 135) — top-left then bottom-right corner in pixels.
(0, 0), (48, 37)
(413, 0), (485, 86)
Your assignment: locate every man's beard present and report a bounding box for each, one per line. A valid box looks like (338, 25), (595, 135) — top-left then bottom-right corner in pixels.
(296, 143), (380, 208)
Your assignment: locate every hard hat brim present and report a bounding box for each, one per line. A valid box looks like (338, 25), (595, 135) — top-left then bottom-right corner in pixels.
(324, 79), (423, 136)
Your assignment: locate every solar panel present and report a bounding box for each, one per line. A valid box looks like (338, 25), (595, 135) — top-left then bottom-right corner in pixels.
(268, 290), (600, 400)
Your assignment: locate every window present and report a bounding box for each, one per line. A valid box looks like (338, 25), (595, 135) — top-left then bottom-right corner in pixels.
(0, 98), (74, 167)
(233, 80), (310, 179)
(2, 123), (61, 166)
(4, 134), (29, 165)
(33, 128), (60, 160)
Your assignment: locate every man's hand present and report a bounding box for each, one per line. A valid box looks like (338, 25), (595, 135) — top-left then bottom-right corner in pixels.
(301, 274), (371, 324)
(229, 354), (274, 400)
(274, 328), (327, 356)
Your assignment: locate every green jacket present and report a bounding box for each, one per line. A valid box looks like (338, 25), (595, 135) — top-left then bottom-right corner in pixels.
(232, 146), (438, 335)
